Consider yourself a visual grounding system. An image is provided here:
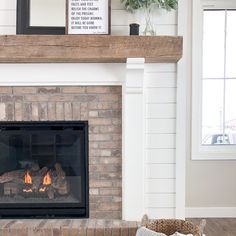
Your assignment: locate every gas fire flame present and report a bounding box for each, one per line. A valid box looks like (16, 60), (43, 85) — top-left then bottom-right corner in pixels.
(39, 187), (46, 192)
(23, 170), (52, 193)
(43, 172), (52, 185)
(24, 171), (32, 184)
(23, 189), (33, 193)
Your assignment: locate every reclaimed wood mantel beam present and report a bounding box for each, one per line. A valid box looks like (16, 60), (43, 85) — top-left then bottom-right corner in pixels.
(0, 35), (183, 63)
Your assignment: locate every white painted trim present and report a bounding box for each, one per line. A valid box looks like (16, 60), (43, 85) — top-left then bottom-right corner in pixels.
(202, 0), (236, 9)
(186, 207), (236, 218)
(126, 58), (145, 69)
(0, 63), (125, 86)
(122, 58), (145, 220)
(191, 0), (204, 161)
(175, 0), (190, 219)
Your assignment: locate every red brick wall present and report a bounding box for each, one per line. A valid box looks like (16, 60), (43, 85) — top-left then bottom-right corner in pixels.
(0, 86), (122, 219)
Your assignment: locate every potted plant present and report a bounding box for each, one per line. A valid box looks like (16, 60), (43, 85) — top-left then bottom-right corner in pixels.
(122, 0), (178, 35)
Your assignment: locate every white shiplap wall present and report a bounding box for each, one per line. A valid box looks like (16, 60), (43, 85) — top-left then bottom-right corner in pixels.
(145, 64), (177, 218)
(0, 0), (178, 219)
(0, 1), (16, 34)
(0, 0), (177, 36)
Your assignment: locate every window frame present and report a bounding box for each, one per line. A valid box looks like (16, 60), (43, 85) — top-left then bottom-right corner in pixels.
(192, 0), (236, 160)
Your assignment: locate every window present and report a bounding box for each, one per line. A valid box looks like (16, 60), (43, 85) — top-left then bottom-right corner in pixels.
(192, 0), (236, 160)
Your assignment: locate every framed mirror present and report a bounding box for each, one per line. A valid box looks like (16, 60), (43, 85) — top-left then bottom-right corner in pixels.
(17, 0), (66, 34)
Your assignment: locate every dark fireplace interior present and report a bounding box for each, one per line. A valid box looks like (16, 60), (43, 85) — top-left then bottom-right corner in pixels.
(0, 121), (88, 218)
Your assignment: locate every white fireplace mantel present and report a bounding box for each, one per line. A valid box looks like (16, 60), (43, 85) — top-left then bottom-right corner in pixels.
(0, 38), (183, 220)
(0, 59), (146, 220)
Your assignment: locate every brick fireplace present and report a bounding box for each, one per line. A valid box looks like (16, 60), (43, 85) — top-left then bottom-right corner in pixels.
(0, 86), (122, 219)
(0, 31), (184, 235)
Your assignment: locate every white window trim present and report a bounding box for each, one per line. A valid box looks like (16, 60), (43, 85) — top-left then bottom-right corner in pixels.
(192, 0), (236, 160)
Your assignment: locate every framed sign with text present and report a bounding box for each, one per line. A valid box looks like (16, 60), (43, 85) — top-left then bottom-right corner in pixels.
(66, 0), (111, 34)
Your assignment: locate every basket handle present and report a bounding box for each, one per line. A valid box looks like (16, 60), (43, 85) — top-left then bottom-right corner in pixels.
(141, 214), (149, 226)
(199, 219), (206, 235)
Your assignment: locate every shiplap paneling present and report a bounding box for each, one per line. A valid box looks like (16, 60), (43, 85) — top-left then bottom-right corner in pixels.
(111, 0), (125, 10)
(145, 194), (176, 208)
(146, 88), (176, 104)
(111, 9), (176, 26)
(141, 24), (177, 35)
(147, 134), (176, 149)
(146, 104), (176, 119)
(0, 10), (15, 26)
(0, 26), (15, 34)
(147, 164), (176, 179)
(146, 118), (176, 134)
(146, 149), (175, 164)
(145, 63), (177, 73)
(144, 63), (177, 218)
(146, 179), (176, 193)
(147, 208), (176, 218)
(0, 0), (16, 10)
(146, 72), (176, 88)
(111, 24), (176, 36)
(111, 26), (130, 36)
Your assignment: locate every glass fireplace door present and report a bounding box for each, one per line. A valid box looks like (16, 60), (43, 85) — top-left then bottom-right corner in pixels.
(0, 121), (88, 218)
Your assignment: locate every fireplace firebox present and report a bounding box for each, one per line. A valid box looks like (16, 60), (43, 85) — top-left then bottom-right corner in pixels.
(0, 121), (88, 218)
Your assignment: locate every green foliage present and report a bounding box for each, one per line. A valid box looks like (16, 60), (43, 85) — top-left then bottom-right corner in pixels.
(121, 0), (178, 12)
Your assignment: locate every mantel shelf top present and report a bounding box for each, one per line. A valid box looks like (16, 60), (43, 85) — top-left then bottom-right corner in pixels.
(0, 35), (183, 63)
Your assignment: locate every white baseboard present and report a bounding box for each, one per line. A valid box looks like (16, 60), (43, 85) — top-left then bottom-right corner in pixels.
(186, 207), (236, 218)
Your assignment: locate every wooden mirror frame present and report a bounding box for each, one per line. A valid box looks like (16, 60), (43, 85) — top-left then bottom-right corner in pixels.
(17, 0), (65, 34)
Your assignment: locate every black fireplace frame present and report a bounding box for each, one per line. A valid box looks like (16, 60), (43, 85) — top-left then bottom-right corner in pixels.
(0, 121), (89, 218)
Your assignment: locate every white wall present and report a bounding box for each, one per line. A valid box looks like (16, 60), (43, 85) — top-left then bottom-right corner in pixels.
(0, 0), (179, 219)
(0, 1), (16, 34)
(0, 0), (177, 36)
(144, 64), (177, 218)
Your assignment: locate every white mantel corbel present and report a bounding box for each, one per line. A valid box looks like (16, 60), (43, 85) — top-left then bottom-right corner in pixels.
(122, 58), (145, 220)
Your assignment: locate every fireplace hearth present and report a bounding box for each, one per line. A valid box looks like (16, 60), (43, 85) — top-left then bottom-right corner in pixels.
(0, 121), (88, 218)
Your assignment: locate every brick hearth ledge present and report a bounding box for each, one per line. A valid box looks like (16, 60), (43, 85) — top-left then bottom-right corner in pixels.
(0, 219), (140, 236)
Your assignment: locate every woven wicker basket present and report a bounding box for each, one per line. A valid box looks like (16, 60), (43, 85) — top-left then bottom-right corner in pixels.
(143, 217), (201, 236)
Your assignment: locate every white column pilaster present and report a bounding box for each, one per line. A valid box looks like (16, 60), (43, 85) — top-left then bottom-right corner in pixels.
(122, 58), (145, 220)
